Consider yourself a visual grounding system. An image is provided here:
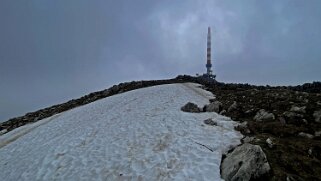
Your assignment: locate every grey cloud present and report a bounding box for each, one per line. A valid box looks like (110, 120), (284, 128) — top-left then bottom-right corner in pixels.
(1, 0), (321, 121)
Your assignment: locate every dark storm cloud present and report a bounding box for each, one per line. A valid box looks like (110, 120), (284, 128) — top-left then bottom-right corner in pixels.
(1, 0), (321, 121)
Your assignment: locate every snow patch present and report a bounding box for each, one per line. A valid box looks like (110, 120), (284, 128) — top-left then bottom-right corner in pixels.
(0, 83), (242, 180)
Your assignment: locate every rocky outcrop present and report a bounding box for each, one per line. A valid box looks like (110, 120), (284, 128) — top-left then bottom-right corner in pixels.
(221, 143), (270, 181)
(181, 102), (201, 113)
(254, 109), (275, 122)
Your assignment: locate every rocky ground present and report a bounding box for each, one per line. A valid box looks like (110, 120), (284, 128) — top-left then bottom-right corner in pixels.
(202, 80), (321, 180)
(1, 75), (321, 180)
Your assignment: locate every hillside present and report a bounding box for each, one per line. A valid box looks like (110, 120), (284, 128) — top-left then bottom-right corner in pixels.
(1, 75), (321, 180)
(0, 83), (242, 180)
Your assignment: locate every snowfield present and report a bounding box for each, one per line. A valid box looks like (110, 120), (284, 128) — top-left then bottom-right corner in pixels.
(0, 83), (242, 181)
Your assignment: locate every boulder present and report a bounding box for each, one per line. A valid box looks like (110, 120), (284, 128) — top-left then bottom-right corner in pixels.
(205, 101), (222, 113)
(181, 102), (201, 113)
(254, 109), (275, 122)
(221, 143), (270, 181)
(313, 110), (321, 123)
(290, 106), (306, 113)
(203, 118), (217, 126)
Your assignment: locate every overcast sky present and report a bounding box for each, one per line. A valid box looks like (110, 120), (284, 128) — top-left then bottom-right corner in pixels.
(1, 0), (321, 121)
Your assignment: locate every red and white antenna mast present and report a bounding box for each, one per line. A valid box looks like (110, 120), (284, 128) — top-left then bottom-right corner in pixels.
(206, 27), (212, 76)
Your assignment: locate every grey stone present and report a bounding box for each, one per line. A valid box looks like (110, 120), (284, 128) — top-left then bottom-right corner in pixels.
(286, 174), (304, 181)
(283, 111), (303, 119)
(221, 143), (270, 181)
(203, 118), (217, 126)
(110, 85), (119, 92)
(0, 129), (7, 135)
(102, 89), (110, 96)
(239, 121), (248, 128)
(279, 117), (286, 125)
(254, 109), (275, 122)
(308, 148), (313, 156)
(290, 106), (306, 113)
(205, 101), (222, 113)
(266, 138), (274, 148)
(219, 110), (227, 115)
(242, 136), (254, 143)
(315, 131), (321, 137)
(245, 109), (255, 114)
(298, 132), (314, 139)
(313, 110), (321, 123)
(237, 121), (251, 134)
(181, 102), (201, 113)
(228, 101), (238, 112)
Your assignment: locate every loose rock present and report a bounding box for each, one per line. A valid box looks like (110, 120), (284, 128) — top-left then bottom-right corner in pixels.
(203, 118), (217, 126)
(254, 109), (275, 122)
(0, 129), (7, 135)
(313, 110), (321, 123)
(235, 121), (251, 134)
(266, 138), (274, 148)
(315, 131), (321, 137)
(205, 101), (222, 113)
(279, 117), (286, 125)
(242, 136), (254, 143)
(181, 102), (201, 113)
(298, 132), (314, 139)
(228, 101), (238, 112)
(290, 106), (306, 113)
(283, 111), (305, 125)
(221, 143), (270, 181)
(219, 110), (227, 115)
(286, 174), (304, 181)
